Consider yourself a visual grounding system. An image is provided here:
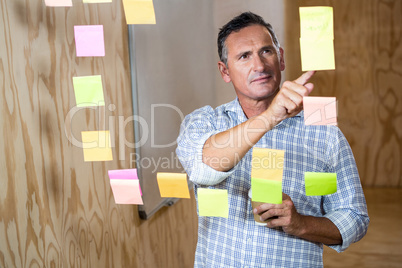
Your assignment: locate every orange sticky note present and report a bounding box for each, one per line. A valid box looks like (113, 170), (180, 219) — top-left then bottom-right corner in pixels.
(251, 148), (285, 181)
(157, 173), (190, 198)
(81, 131), (113, 161)
(122, 0), (156, 24)
(303, 96), (337, 125)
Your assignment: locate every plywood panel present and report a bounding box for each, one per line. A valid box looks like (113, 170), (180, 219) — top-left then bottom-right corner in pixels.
(284, 0), (402, 186)
(0, 0), (197, 267)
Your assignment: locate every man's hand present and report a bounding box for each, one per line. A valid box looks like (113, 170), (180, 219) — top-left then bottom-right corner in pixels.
(202, 71), (315, 172)
(265, 71), (315, 126)
(253, 192), (343, 245)
(254, 193), (306, 237)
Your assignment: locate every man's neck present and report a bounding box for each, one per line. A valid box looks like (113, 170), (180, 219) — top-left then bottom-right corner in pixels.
(238, 94), (276, 119)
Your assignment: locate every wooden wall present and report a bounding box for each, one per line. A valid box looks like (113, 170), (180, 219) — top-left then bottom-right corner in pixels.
(284, 0), (402, 187)
(0, 0), (197, 267)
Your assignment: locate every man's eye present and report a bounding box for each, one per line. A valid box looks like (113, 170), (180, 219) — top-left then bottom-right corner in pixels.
(240, 54), (249, 60)
(263, 49), (272, 54)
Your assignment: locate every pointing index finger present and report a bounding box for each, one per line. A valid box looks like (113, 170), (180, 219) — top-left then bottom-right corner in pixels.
(293, 71), (316, 86)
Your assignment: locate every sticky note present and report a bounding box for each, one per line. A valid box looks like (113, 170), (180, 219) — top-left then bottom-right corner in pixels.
(122, 0), (156, 24)
(300, 38), (335, 71)
(45, 0), (73, 6)
(300, 7), (334, 39)
(83, 0), (112, 3)
(73, 75), (105, 107)
(305, 172), (337, 196)
(299, 6), (335, 71)
(197, 188), (228, 218)
(109, 179), (143, 204)
(108, 169), (142, 195)
(81, 131), (113, 161)
(251, 177), (282, 204)
(303, 96), (337, 125)
(74, 25), (105, 57)
(157, 173), (190, 199)
(251, 148), (284, 181)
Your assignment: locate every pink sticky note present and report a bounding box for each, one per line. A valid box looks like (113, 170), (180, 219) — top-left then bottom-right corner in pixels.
(303, 96), (337, 126)
(45, 0), (73, 6)
(108, 169), (142, 196)
(108, 169), (143, 204)
(74, 25), (105, 57)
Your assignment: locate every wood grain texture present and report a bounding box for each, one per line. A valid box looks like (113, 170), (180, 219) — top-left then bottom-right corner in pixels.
(284, 0), (402, 186)
(0, 0), (198, 267)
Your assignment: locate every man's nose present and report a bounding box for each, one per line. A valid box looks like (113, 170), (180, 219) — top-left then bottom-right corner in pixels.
(253, 55), (266, 72)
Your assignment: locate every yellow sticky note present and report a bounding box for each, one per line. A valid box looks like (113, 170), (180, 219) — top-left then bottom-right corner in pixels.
(122, 0), (156, 24)
(73, 75), (105, 107)
(83, 0), (112, 3)
(157, 173), (190, 199)
(251, 148), (284, 181)
(300, 6), (333, 39)
(198, 188), (228, 218)
(82, 131), (113, 162)
(300, 38), (335, 71)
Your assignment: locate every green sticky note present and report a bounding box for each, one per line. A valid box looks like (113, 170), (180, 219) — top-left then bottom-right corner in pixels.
(251, 177), (282, 204)
(305, 172), (337, 196)
(197, 188), (228, 218)
(73, 75), (105, 107)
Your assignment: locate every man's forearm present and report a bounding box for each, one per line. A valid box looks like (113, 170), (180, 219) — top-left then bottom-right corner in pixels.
(202, 112), (274, 171)
(257, 194), (343, 246)
(297, 215), (342, 245)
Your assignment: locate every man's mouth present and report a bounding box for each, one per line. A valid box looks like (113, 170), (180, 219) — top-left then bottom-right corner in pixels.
(251, 74), (272, 83)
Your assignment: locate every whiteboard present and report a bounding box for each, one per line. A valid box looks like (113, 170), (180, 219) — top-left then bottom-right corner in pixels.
(128, 0), (217, 219)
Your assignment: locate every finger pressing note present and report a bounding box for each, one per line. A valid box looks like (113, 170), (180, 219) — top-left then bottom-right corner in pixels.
(293, 71), (315, 86)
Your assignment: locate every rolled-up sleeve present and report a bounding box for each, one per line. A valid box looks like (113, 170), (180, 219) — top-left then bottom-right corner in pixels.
(323, 128), (370, 252)
(176, 106), (235, 186)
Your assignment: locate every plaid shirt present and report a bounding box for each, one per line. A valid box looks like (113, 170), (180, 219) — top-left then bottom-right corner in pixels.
(176, 99), (369, 268)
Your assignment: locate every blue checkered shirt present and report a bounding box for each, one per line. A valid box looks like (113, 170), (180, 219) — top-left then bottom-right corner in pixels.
(176, 99), (369, 267)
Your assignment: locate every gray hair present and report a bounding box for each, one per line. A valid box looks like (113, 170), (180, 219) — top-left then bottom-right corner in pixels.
(218, 12), (281, 66)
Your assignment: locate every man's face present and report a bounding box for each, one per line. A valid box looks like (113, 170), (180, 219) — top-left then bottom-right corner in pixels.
(219, 24), (285, 103)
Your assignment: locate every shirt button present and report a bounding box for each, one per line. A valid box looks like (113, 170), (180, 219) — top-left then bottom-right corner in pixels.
(247, 238), (251, 243)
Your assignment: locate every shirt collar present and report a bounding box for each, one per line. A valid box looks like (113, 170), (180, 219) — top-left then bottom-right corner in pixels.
(225, 98), (303, 120)
(224, 98), (248, 122)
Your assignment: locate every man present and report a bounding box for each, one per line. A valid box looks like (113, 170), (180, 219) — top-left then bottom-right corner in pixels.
(176, 12), (369, 267)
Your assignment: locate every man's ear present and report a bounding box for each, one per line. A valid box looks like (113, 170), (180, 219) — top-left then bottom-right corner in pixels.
(218, 61), (231, 83)
(279, 48), (285, 71)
